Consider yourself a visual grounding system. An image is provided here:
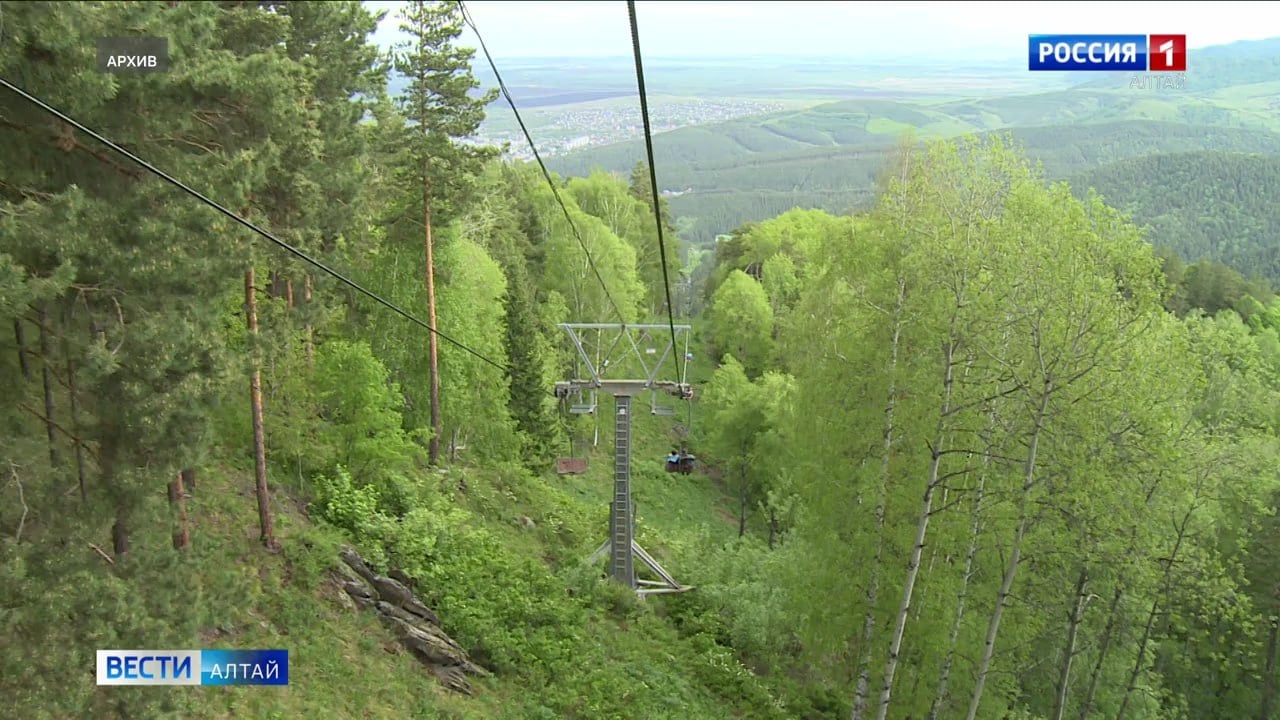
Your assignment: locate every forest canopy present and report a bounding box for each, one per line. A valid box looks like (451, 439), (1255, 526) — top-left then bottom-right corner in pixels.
(3, 3), (1280, 720)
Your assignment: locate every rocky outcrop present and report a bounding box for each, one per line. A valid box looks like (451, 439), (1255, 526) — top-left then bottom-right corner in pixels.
(338, 547), (489, 695)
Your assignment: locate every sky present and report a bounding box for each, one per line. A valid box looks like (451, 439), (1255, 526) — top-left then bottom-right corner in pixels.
(365, 1), (1274, 61)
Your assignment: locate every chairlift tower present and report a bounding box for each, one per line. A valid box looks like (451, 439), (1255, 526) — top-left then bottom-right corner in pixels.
(555, 323), (694, 596)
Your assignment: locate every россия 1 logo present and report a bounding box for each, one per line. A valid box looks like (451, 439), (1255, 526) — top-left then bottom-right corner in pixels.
(1028, 34), (1186, 71)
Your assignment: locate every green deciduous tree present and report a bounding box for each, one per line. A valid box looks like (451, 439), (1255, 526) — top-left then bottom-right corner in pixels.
(708, 270), (773, 376)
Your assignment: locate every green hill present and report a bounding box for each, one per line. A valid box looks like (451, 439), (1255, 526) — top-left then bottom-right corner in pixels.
(655, 122), (1280, 243)
(551, 46), (1280, 186)
(1070, 151), (1280, 282)
(550, 36), (1280, 243)
(931, 88), (1272, 129)
(2, 397), (779, 719)
(546, 98), (953, 179)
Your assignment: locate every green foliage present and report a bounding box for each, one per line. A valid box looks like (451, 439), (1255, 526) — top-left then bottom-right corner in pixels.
(313, 340), (422, 513)
(311, 465), (799, 719)
(706, 271), (773, 375)
(435, 235), (519, 461)
(1072, 151), (1280, 284)
(7, 6), (1280, 720)
(567, 169), (678, 316)
(512, 164), (646, 322)
(450, 165), (565, 466)
(691, 134), (1280, 720)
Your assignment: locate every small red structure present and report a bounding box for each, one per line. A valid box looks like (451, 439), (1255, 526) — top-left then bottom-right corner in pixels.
(556, 457), (588, 475)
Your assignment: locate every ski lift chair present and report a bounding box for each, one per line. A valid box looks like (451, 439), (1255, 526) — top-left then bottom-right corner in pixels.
(665, 451), (680, 473)
(650, 388), (677, 416)
(556, 431), (589, 475)
(556, 457), (588, 475)
(677, 452), (696, 475)
(554, 386), (593, 475)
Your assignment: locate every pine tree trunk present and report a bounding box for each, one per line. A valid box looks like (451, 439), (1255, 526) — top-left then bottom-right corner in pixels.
(112, 512), (130, 558)
(967, 384), (1052, 720)
(14, 318), (30, 380)
(268, 270), (284, 300)
(38, 304), (60, 470)
(1078, 587), (1123, 720)
(768, 507), (778, 549)
(168, 471), (190, 550)
(285, 277), (294, 310)
(1053, 566), (1090, 720)
(424, 188), (442, 466)
(303, 274), (314, 369)
(874, 335), (960, 720)
(100, 419), (128, 558)
(67, 355), (87, 502)
(181, 467), (196, 495)
(738, 459), (748, 537)
(852, 276), (905, 720)
(1260, 614), (1278, 720)
(246, 268), (276, 549)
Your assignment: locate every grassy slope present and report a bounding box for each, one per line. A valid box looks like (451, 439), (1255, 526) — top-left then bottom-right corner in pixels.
(69, 338), (751, 719)
(54, 461), (487, 719)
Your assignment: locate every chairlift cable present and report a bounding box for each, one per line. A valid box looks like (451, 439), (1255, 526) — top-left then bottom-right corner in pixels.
(626, 0), (681, 382)
(458, 1), (626, 324)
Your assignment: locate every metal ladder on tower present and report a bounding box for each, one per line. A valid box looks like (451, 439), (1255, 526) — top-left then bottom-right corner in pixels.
(610, 396), (635, 586)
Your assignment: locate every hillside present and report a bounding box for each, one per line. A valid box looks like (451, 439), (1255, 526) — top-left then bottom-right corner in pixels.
(650, 121), (1280, 243)
(2, 398), (789, 719)
(688, 142), (1280, 720)
(0, 4), (818, 718)
(549, 36), (1280, 244)
(1070, 151), (1280, 282)
(11, 5), (1280, 720)
(555, 89), (1280, 181)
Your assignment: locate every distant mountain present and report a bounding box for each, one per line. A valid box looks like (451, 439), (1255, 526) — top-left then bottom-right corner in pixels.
(547, 35), (1280, 243)
(642, 122), (1280, 244)
(551, 77), (1280, 184)
(1070, 151), (1280, 282)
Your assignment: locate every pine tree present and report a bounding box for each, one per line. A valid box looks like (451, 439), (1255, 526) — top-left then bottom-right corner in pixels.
(391, 0), (498, 465)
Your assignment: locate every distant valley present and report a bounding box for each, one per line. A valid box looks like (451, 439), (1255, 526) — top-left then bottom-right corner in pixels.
(464, 37), (1280, 281)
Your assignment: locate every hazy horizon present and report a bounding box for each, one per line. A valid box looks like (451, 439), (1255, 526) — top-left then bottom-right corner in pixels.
(364, 1), (1274, 63)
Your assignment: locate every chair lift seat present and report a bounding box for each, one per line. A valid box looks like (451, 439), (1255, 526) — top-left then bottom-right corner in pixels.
(557, 457), (588, 475)
(677, 455), (696, 474)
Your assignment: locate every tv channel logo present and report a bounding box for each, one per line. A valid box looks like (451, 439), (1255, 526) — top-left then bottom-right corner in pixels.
(96, 649), (288, 686)
(1028, 34), (1186, 71)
